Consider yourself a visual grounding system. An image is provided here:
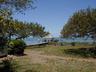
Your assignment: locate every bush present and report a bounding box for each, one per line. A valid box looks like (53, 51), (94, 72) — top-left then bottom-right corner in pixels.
(0, 57), (14, 72)
(8, 40), (26, 55)
(0, 36), (7, 49)
(48, 42), (59, 46)
(71, 42), (75, 46)
(0, 36), (8, 57)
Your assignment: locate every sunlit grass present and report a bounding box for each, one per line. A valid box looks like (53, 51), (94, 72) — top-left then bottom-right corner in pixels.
(3, 44), (96, 72)
(27, 45), (95, 58)
(14, 54), (96, 72)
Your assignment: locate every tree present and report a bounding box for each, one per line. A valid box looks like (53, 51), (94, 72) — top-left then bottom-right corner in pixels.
(28, 22), (50, 38)
(0, 0), (35, 39)
(0, 13), (49, 40)
(14, 20), (31, 39)
(0, 0), (36, 53)
(61, 8), (96, 41)
(2, 20), (50, 39)
(0, 0), (35, 13)
(0, 0), (35, 40)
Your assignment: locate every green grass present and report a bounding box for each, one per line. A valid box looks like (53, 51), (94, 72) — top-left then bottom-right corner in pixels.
(27, 45), (95, 58)
(13, 55), (96, 72)
(4, 44), (96, 72)
(23, 60), (96, 72)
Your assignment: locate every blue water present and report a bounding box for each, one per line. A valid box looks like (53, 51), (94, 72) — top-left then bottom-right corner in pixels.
(24, 36), (94, 45)
(59, 38), (94, 43)
(24, 36), (44, 45)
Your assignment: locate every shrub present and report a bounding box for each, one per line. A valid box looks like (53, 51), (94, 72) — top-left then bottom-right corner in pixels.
(48, 42), (58, 46)
(71, 42), (75, 46)
(8, 40), (26, 55)
(0, 36), (8, 57)
(0, 36), (7, 49)
(0, 57), (15, 72)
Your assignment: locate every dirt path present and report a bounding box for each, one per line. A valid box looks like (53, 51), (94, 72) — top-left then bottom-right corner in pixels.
(1, 50), (96, 72)
(1, 50), (96, 63)
(23, 50), (96, 63)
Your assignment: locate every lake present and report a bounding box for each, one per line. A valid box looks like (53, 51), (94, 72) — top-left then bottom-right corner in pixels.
(24, 36), (94, 45)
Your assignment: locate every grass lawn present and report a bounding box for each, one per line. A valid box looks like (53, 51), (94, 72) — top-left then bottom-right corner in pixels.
(27, 44), (96, 58)
(7, 45), (96, 72)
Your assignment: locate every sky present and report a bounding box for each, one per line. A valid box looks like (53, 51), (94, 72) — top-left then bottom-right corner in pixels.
(13, 0), (96, 37)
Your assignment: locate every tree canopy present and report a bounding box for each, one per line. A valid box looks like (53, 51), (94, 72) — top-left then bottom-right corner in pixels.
(0, 0), (41, 40)
(0, 17), (49, 40)
(61, 8), (96, 39)
(29, 23), (50, 37)
(0, 0), (35, 12)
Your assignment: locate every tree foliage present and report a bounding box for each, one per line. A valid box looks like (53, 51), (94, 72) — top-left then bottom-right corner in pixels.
(0, 0), (35, 12)
(0, 0), (35, 40)
(61, 8), (96, 39)
(0, 17), (49, 40)
(0, 0), (38, 50)
(12, 21), (49, 39)
(29, 23), (50, 37)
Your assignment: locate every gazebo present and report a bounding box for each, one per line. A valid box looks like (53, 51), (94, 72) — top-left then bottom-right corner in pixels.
(43, 34), (53, 42)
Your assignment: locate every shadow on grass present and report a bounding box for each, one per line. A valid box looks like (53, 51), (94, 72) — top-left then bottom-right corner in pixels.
(64, 47), (96, 58)
(27, 45), (46, 49)
(15, 53), (27, 57)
